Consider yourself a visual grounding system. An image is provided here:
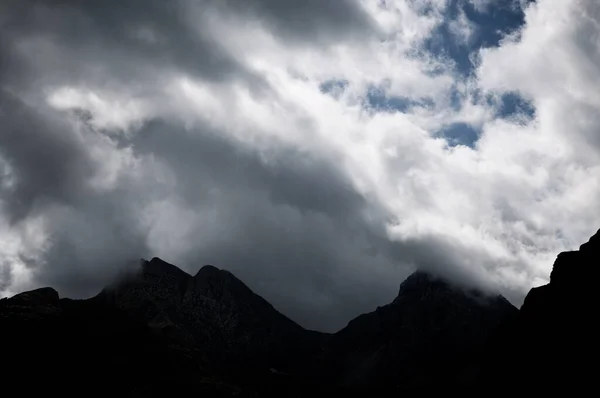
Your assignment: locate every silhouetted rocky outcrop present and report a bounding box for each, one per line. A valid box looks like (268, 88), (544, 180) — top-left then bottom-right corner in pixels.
(480, 229), (600, 394)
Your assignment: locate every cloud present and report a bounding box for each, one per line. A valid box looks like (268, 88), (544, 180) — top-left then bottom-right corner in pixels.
(108, 118), (416, 332)
(468, 0), (493, 13)
(448, 7), (476, 45)
(215, 0), (378, 41)
(1, 0), (600, 332)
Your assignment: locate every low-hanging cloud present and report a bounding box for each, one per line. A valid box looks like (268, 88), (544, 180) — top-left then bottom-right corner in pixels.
(1, 0), (600, 332)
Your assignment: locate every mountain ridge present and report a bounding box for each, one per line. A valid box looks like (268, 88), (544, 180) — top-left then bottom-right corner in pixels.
(10, 231), (597, 396)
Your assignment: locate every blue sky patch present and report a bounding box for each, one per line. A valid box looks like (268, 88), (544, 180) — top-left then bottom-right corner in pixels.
(365, 85), (434, 113)
(437, 122), (481, 147)
(319, 79), (349, 98)
(498, 92), (536, 120)
(424, 0), (529, 76)
(319, 1), (535, 147)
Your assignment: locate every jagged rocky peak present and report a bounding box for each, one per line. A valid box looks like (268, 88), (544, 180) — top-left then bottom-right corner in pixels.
(118, 258), (256, 304)
(394, 270), (446, 300)
(112, 257), (296, 323)
(142, 257), (190, 279)
(141, 258), (229, 281)
(399, 270), (434, 287)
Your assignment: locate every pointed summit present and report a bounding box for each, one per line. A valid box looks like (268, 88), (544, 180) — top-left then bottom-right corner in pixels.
(393, 270), (510, 308)
(393, 270), (448, 303)
(142, 257), (190, 279)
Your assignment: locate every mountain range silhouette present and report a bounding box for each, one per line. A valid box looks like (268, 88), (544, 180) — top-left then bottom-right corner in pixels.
(2, 229), (599, 396)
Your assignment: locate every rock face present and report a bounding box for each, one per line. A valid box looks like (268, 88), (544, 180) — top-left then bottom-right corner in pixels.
(481, 229), (600, 393)
(323, 271), (517, 394)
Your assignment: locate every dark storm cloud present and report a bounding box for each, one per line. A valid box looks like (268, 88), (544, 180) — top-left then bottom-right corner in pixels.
(1, 0), (376, 92)
(35, 193), (152, 298)
(217, 0), (378, 41)
(0, 92), (95, 223)
(0, 0), (392, 332)
(0, 89), (152, 296)
(129, 120), (515, 331)
(0, 0), (250, 90)
(1, 1), (160, 293)
(130, 120), (412, 331)
(135, 121), (368, 221)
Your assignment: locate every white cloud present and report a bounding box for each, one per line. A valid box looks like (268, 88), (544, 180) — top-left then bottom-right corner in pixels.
(449, 7), (476, 45)
(0, 212), (49, 295)
(47, 87), (152, 134)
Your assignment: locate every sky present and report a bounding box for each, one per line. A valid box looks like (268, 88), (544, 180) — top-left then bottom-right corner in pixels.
(1, 0), (600, 332)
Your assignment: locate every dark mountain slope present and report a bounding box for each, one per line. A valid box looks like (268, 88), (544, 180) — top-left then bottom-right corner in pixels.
(321, 271), (517, 394)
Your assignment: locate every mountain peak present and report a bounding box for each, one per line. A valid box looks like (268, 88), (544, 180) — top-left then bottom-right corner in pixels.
(142, 257), (190, 279)
(393, 270), (513, 310)
(399, 270), (437, 288)
(393, 270), (450, 303)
